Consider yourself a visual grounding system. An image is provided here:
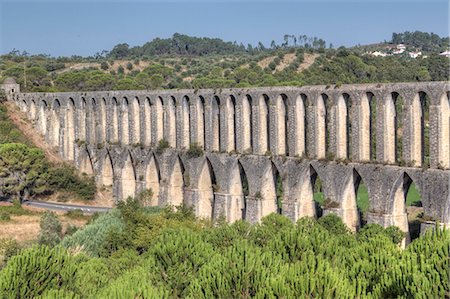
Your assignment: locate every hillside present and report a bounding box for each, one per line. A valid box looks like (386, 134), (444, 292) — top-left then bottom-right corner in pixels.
(1, 31), (448, 92)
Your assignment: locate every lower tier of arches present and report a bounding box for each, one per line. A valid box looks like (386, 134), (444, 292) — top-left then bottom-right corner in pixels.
(75, 146), (450, 242)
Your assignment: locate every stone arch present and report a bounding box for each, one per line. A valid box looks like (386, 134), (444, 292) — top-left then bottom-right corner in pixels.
(121, 153), (136, 200)
(155, 96), (164, 144)
(438, 92), (450, 168)
(228, 161), (246, 222)
(259, 163), (278, 218)
(359, 92), (372, 161)
(165, 96), (176, 147)
(20, 99), (27, 113)
(224, 95), (236, 152)
(383, 92), (398, 163)
(144, 97), (152, 146)
(211, 96), (221, 151)
(30, 100), (37, 121)
(339, 169), (361, 232)
(295, 165), (319, 219)
(197, 158), (216, 219)
(275, 94), (289, 155)
(294, 94), (307, 157)
(111, 97), (119, 143)
(49, 99), (61, 147)
(145, 155), (160, 206)
(131, 97), (140, 145)
(65, 99), (76, 160)
(100, 98), (107, 143)
(101, 152), (114, 187)
(181, 96), (190, 149)
(38, 100), (48, 135)
(242, 94), (253, 153)
(80, 149), (94, 176)
(389, 172), (423, 246)
(258, 94), (270, 155)
(167, 157), (185, 206)
(121, 98), (130, 145)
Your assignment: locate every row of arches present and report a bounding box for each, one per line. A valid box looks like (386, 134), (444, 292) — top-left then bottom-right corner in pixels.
(78, 149), (424, 242)
(24, 89), (449, 168)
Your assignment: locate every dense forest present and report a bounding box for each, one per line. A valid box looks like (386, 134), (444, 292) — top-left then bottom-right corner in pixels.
(1, 31), (448, 92)
(0, 199), (448, 298)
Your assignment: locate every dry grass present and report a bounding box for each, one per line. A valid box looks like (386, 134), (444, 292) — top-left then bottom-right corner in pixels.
(0, 211), (90, 244)
(298, 53), (319, 71)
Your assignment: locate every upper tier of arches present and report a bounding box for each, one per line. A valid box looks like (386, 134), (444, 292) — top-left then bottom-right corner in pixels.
(14, 81), (450, 169)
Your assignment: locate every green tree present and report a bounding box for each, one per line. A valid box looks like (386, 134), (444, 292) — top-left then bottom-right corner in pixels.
(0, 143), (50, 200)
(38, 212), (62, 246)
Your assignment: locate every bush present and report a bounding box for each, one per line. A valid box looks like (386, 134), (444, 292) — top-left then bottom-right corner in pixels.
(156, 139), (170, 153)
(318, 213), (349, 235)
(0, 246), (77, 298)
(186, 143), (203, 157)
(100, 61), (109, 70)
(38, 212), (62, 246)
(48, 165), (96, 201)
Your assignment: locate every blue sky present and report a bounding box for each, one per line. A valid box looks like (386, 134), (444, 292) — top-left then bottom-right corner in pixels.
(0, 0), (448, 56)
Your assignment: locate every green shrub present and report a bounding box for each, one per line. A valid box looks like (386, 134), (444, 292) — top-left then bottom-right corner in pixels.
(48, 165), (96, 200)
(186, 143), (204, 157)
(156, 139), (169, 153)
(0, 212), (10, 221)
(62, 209), (125, 256)
(38, 212), (62, 246)
(318, 213), (350, 235)
(0, 246), (76, 298)
(65, 209), (84, 219)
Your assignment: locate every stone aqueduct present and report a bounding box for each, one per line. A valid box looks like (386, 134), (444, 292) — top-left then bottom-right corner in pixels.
(4, 81), (450, 236)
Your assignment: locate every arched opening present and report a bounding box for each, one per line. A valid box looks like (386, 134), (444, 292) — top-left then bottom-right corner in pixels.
(144, 97), (152, 146)
(168, 157), (185, 206)
(310, 165), (324, 217)
(165, 96), (176, 147)
(131, 97), (140, 145)
(197, 159), (216, 219)
(79, 98), (86, 141)
(242, 95), (253, 153)
(225, 95), (236, 152)
(393, 92), (404, 163)
(197, 96), (206, 148)
(80, 150), (94, 176)
(88, 98), (97, 144)
(111, 97), (119, 143)
(273, 164), (283, 214)
(211, 96), (221, 151)
(228, 162), (246, 222)
(353, 169), (369, 227)
(258, 94), (270, 154)
(276, 94), (289, 155)
(49, 99), (61, 147)
(295, 94), (307, 157)
(145, 155), (160, 206)
(66, 99), (75, 160)
(392, 173), (423, 245)
(181, 96), (190, 149)
(155, 96), (164, 144)
(336, 93), (351, 159)
(121, 98), (130, 145)
(100, 98), (107, 143)
(418, 92), (430, 167)
(315, 94), (327, 159)
(101, 153), (114, 187)
(121, 153), (136, 200)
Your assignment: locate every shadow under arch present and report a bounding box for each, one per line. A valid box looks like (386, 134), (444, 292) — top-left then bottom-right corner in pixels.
(352, 168), (369, 227)
(101, 151), (114, 187)
(80, 149), (94, 176)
